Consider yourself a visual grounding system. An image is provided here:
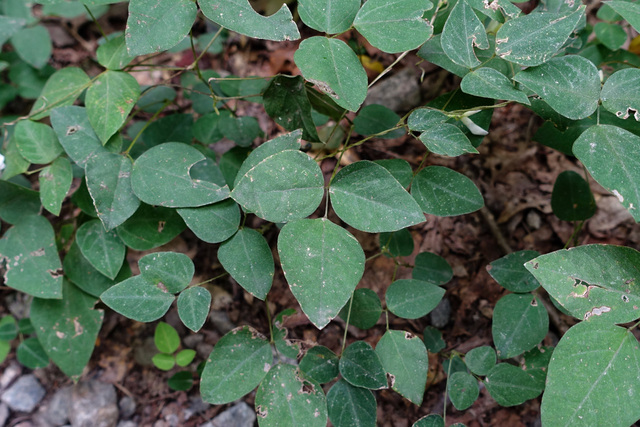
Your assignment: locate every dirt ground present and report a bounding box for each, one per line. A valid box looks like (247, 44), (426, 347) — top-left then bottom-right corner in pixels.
(2, 1), (640, 426)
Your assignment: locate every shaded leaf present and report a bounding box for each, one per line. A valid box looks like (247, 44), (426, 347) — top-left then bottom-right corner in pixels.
(299, 346), (339, 384)
(116, 204), (186, 251)
(139, 251), (194, 294)
(339, 340), (387, 390)
(484, 363), (542, 406)
(338, 288), (382, 330)
(413, 252), (453, 285)
(353, 104), (404, 139)
(386, 279), (445, 320)
(461, 68), (530, 105)
(411, 166), (484, 216)
(177, 199), (240, 244)
(327, 379), (377, 427)
(263, 75), (319, 141)
(551, 170), (596, 221)
(76, 219), (125, 280)
(16, 337), (49, 369)
(493, 294), (549, 359)
(487, 250), (541, 293)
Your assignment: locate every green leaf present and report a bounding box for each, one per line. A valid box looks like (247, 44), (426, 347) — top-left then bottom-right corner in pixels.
(413, 252), (453, 285)
(373, 159), (413, 188)
(330, 160), (424, 232)
(116, 204), (186, 250)
(273, 326), (300, 360)
(1, 137), (29, 180)
(16, 337), (49, 369)
(386, 279), (445, 320)
(30, 67), (90, 119)
(200, 326), (272, 404)
(176, 349), (196, 367)
(353, 104), (404, 139)
(551, 170), (596, 221)
(418, 123), (479, 157)
(0, 215), (63, 298)
(131, 142), (230, 208)
(294, 37), (367, 112)
(86, 70), (140, 143)
(50, 106), (108, 167)
(125, 0), (197, 56)
(218, 228), (274, 300)
(573, 125), (640, 221)
(231, 149), (324, 223)
(376, 330), (429, 405)
(523, 345), (553, 388)
(177, 286), (211, 333)
(339, 341), (387, 390)
(138, 86), (176, 112)
(100, 275), (175, 322)
(192, 110), (230, 144)
(255, 364), (327, 427)
(0, 16), (25, 46)
(76, 219), (125, 280)
(411, 166), (484, 216)
(219, 116), (263, 148)
(601, 68), (640, 121)
(422, 326), (445, 353)
(461, 68), (530, 105)
(465, 346), (497, 376)
(96, 33), (134, 70)
(525, 244), (640, 324)
(199, 0), (299, 41)
(492, 294), (549, 359)
(327, 379), (377, 427)
(487, 250), (540, 293)
(64, 241), (132, 298)
(0, 316), (17, 341)
(177, 199), (240, 244)
(263, 75), (319, 142)
(495, 6), (586, 66)
(154, 321), (180, 354)
(85, 153), (140, 230)
(441, 0), (489, 68)
(152, 353), (175, 371)
(448, 371), (479, 411)
(31, 280), (103, 381)
(298, 0), (360, 34)
(168, 371), (193, 391)
(38, 156), (72, 216)
(278, 218), (365, 329)
(11, 26), (52, 69)
(0, 341), (8, 364)
(413, 414), (445, 427)
(484, 363), (542, 406)
(408, 108), (450, 132)
(513, 55), (600, 120)
(542, 321), (640, 426)
(379, 228), (414, 257)
(139, 252), (194, 294)
(595, 22), (627, 51)
(338, 288), (382, 330)
(299, 346), (339, 384)
(353, 0), (433, 53)
(14, 120), (63, 164)
(604, 1), (640, 32)
(0, 180), (40, 224)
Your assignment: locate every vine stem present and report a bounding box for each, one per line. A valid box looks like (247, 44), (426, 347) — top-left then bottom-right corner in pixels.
(123, 100), (171, 156)
(368, 51), (409, 89)
(341, 292), (356, 354)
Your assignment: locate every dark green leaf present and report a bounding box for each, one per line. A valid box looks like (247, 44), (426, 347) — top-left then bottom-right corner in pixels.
(413, 414), (445, 427)
(339, 288), (382, 330)
(16, 337), (49, 369)
(487, 250), (541, 293)
(263, 75), (319, 141)
(100, 275), (175, 322)
(386, 279), (446, 319)
(380, 228), (414, 257)
(177, 199), (240, 244)
(218, 115), (263, 147)
(116, 204), (186, 251)
(353, 104), (404, 139)
(76, 219), (125, 280)
(492, 294), (549, 359)
(0, 180), (40, 224)
(448, 371), (479, 410)
(413, 252), (453, 285)
(168, 371), (193, 391)
(327, 379), (377, 427)
(299, 346), (339, 384)
(465, 346), (496, 376)
(551, 170), (596, 221)
(411, 166), (484, 216)
(339, 340), (387, 390)
(485, 363), (542, 406)
(177, 286), (211, 333)
(139, 252), (194, 294)
(422, 326), (446, 353)
(0, 316), (17, 341)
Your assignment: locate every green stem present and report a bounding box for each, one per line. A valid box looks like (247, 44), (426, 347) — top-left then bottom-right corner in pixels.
(84, 5), (106, 39)
(341, 291), (356, 354)
(123, 100), (170, 155)
(265, 296), (275, 344)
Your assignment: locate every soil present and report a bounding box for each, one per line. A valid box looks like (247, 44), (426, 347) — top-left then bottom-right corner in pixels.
(1, 1), (640, 427)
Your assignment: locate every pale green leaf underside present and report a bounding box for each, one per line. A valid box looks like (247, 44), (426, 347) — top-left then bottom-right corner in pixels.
(39, 157), (72, 216)
(461, 67), (530, 105)
(100, 275), (175, 322)
(177, 287), (211, 332)
(514, 55), (600, 120)
(297, 0), (360, 34)
(76, 219), (125, 280)
(542, 322), (640, 427)
(441, 0), (489, 68)
(278, 218), (365, 329)
(573, 125), (640, 222)
(30, 67), (90, 119)
(525, 244), (640, 324)
(199, 0), (300, 41)
(495, 6), (586, 66)
(419, 123), (479, 157)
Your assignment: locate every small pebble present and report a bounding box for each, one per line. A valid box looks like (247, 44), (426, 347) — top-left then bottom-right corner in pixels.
(118, 396), (136, 419)
(210, 402), (255, 427)
(430, 298), (451, 329)
(1, 374), (45, 413)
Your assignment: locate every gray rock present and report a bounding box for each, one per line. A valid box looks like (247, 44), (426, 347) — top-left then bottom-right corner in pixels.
(182, 334), (203, 349)
(0, 362), (22, 390)
(116, 422), (137, 427)
(0, 403), (9, 427)
(429, 298), (451, 329)
(68, 380), (118, 427)
(210, 402), (255, 427)
(43, 386), (73, 426)
(118, 396), (136, 419)
(183, 397), (210, 421)
(364, 67), (421, 113)
(1, 374), (46, 412)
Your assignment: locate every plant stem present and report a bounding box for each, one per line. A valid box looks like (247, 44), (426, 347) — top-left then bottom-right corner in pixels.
(341, 292), (355, 354)
(123, 100), (170, 155)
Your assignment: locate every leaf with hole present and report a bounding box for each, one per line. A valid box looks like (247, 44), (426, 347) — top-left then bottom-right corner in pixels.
(488, 250), (541, 293)
(218, 228), (274, 300)
(339, 340), (387, 390)
(177, 286), (211, 333)
(327, 379), (377, 427)
(86, 70), (140, 143)
(125, 0), (197, 56)
(330, 161), (424, 232)
(100, 275), (175, 322)
(200, 326), (272, 404)
(0, 215), (62, 298)
(76, 219), (125, 280)
(278, 218), (365, 329)
(376, 330), (429, 405)
(495, 6), (586, 66)
(50, 106), (109, 167)
(199, 0), (299, 41)
(139, 252), (194, 294)
(297, 0), (360, 34)
(30, 280), (103, 381)
(493, 293), (548, 359)
(514, 55), (600, 120)
(386, 279), (446, 320)
(294, 37), (367, 112)
(525, 244), (640, 324)
(412, 166), (484, 216)
(573, 125), (640, 222)
(601, 68), (640, 121)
